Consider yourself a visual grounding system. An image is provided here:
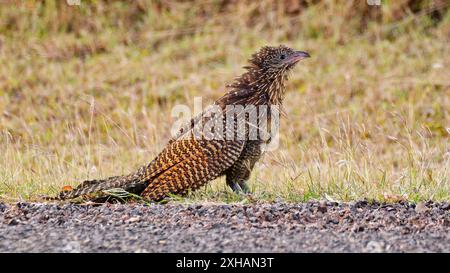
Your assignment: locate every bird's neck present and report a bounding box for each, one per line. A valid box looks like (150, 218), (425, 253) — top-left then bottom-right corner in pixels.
(226, 68), (288, 107)
(252, 70), (287, 106)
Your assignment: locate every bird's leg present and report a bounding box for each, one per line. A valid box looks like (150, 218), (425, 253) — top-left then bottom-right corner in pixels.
(238, 181), (251, 193)
(226, 178), (250, 193)
(225, 140), (261, 194)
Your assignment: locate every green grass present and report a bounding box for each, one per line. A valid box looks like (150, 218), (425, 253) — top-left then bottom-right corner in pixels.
(0, 0), (449, 203)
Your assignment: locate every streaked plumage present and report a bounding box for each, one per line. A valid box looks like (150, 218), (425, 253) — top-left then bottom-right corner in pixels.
(57, 45), (310, 201)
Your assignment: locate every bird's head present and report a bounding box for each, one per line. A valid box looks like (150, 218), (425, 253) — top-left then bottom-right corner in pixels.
(225, 45), (310, 106)
(249, 45), (310, 74)
(247, 45), (310, 104)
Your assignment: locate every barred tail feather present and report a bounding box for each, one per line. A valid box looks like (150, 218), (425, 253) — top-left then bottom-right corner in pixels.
(58, 174), (148, 200)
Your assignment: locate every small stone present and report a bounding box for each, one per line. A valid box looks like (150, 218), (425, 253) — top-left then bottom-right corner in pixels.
(7, 219), (19, 226)
(318, 201), (327, 213)
(415, 202), (429, 214)
(62, 241), (81, 253)
(352, 225), (365, 233)
(354, 200), (368, 208)
(126, 216), (141, 223)
(365, 241), (385, 253)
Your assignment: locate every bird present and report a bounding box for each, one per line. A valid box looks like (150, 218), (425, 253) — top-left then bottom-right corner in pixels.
(56, 45), (310, 202)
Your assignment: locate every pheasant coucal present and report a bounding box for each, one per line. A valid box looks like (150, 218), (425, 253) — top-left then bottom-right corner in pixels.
(57, 45), (310, 201)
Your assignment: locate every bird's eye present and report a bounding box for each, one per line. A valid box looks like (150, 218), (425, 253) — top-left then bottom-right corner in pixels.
(280, 54), (286, 60)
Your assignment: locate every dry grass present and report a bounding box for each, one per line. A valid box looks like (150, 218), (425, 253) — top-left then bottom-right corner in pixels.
(0, 0), (449, 203)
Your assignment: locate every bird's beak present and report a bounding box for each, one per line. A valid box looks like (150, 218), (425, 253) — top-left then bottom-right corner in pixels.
(286, 51), (310, 64)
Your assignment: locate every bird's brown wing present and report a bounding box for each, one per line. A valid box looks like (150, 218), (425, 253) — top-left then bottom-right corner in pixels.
(140, 138), (245, 201)
(139, 95), (252, 201)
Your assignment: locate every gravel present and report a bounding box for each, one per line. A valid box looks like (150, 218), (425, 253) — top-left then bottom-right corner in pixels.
(0, 200), (448, 252)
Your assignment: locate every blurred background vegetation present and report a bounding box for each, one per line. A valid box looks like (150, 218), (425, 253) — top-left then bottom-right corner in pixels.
(0, 0), (448, 202)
